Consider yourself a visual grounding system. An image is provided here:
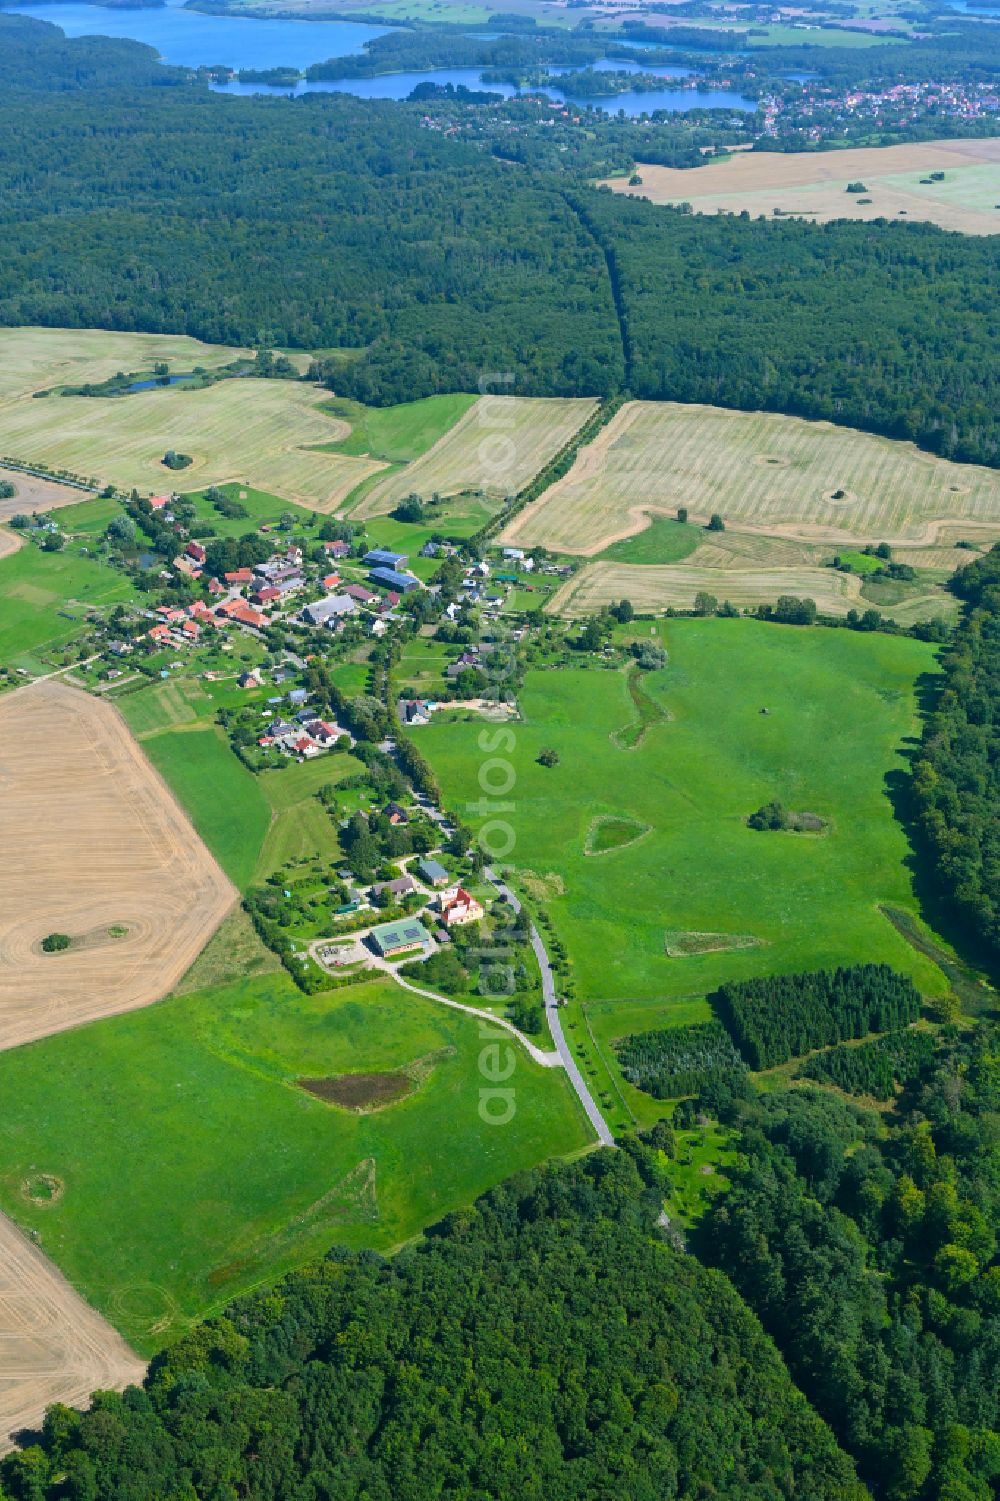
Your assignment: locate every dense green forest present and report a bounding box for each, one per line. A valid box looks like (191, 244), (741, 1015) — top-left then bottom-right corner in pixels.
(716, 964), (923, 1069)
(0, 1148), (862, 1500)
(698, 1022), (1000, 1501)
(616, 1020), (747, 1099)
(1, 17), (1000, 463)
(913, 546), (1000, 956)
(800, 1028), (937, 1099)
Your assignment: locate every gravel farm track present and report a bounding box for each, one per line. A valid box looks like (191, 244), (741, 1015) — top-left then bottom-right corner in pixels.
(0, 679), (236, 1052)
(0, 1213), (145, 1454)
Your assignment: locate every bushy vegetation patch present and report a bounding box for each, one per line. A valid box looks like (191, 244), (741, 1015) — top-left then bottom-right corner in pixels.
(298, 1072), (412, 1110)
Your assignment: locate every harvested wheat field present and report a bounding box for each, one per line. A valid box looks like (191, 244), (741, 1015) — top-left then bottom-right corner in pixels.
(0, 680), (235, 1051)
(0, 327), (246, 404)
(0, 1211), (144, 1453)
(502, 402), (1000, 556)
(351, 396), (598, 519)
(0, 469), (93, 522)
(603, 137), (1000, 235)
(548, 562), (867, 617)
(0, 378), (374, 508)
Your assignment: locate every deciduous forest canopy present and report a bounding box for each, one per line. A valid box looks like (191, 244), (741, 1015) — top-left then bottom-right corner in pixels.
(0, 1148), (862, 1500)
(1, 17), (1000, 464)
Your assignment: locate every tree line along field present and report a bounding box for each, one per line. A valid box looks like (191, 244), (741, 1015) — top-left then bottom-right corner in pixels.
(501, 401), (1000, 556)
(420, 620), (945, 1118)
(350, 396), (598, 519)
(0, 971), (589, 1356)
(603, 137), (1000, 238)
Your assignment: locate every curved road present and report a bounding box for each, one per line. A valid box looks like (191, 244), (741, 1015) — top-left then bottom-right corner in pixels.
(486, 868), (615, 1148)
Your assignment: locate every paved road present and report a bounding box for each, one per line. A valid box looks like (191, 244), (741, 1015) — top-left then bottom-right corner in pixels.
(486, 868), (615, 1148)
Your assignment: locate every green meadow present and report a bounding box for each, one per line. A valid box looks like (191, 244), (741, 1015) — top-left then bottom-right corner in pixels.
(422, 619), (945, 1015)
(0, 972), (589, 1354)
(597, 516), (702, 566)
(120, 675), (368, 889)
(318, 393), (476, 464)
(181, 482), (318, 538)
(0, 532), (135, 669)
(135, 724), (270, 890)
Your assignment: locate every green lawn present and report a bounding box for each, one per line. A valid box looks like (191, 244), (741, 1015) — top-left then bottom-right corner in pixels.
(422, 620), (946, 1012)
(181, 482), (318, 539)
(317, 393), (477, 463)
(0, 972), (589, 1354)
(597, 517), (702, 566)
(254, 752), (365, 879)
(0, 535), (136, 668)
(133, 723), (270, 890)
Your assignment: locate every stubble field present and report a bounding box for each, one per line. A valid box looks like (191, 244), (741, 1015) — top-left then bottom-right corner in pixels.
(0, 1213), (144, 1454)
(548, 561), (867, 617)
(603, 137), (1000, 235)
(0, 327), (246, 403)
(0, 378), (377, 507)
(0, 680), (235, 1051)
(502, 401), (1000, 555)
(351, 396), (598, 518)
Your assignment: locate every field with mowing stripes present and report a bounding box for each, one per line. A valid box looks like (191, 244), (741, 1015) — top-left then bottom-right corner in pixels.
(502, 402), (1000, 555)
(0, 326), (246, 402)
(351, 396), (598, 518)
(548, 563), (869, 617)
(0, 379), (376, 506)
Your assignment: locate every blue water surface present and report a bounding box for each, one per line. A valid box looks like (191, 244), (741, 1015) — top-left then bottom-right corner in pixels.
(12, 0), (756, 113)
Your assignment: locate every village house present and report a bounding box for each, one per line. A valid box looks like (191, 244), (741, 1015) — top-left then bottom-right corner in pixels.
(371, 874), (416, 901)
(343, 583), (377, 605)
(224, 567), (255, 587)
(439, 886), (485, 927)
(399, 698), (435, 726)
(186, 541), (207, 565)
(251, 585), (281, 607)
(323, 539), (351, 558)
(417, 857), (450, 888)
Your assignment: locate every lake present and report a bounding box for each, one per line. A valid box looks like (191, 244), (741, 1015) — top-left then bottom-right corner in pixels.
(12, 0), (756, 113)
(11, 0), (387, 69)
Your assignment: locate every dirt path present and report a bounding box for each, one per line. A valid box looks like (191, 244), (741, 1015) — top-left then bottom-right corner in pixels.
(0, 1211), (145, 1454)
